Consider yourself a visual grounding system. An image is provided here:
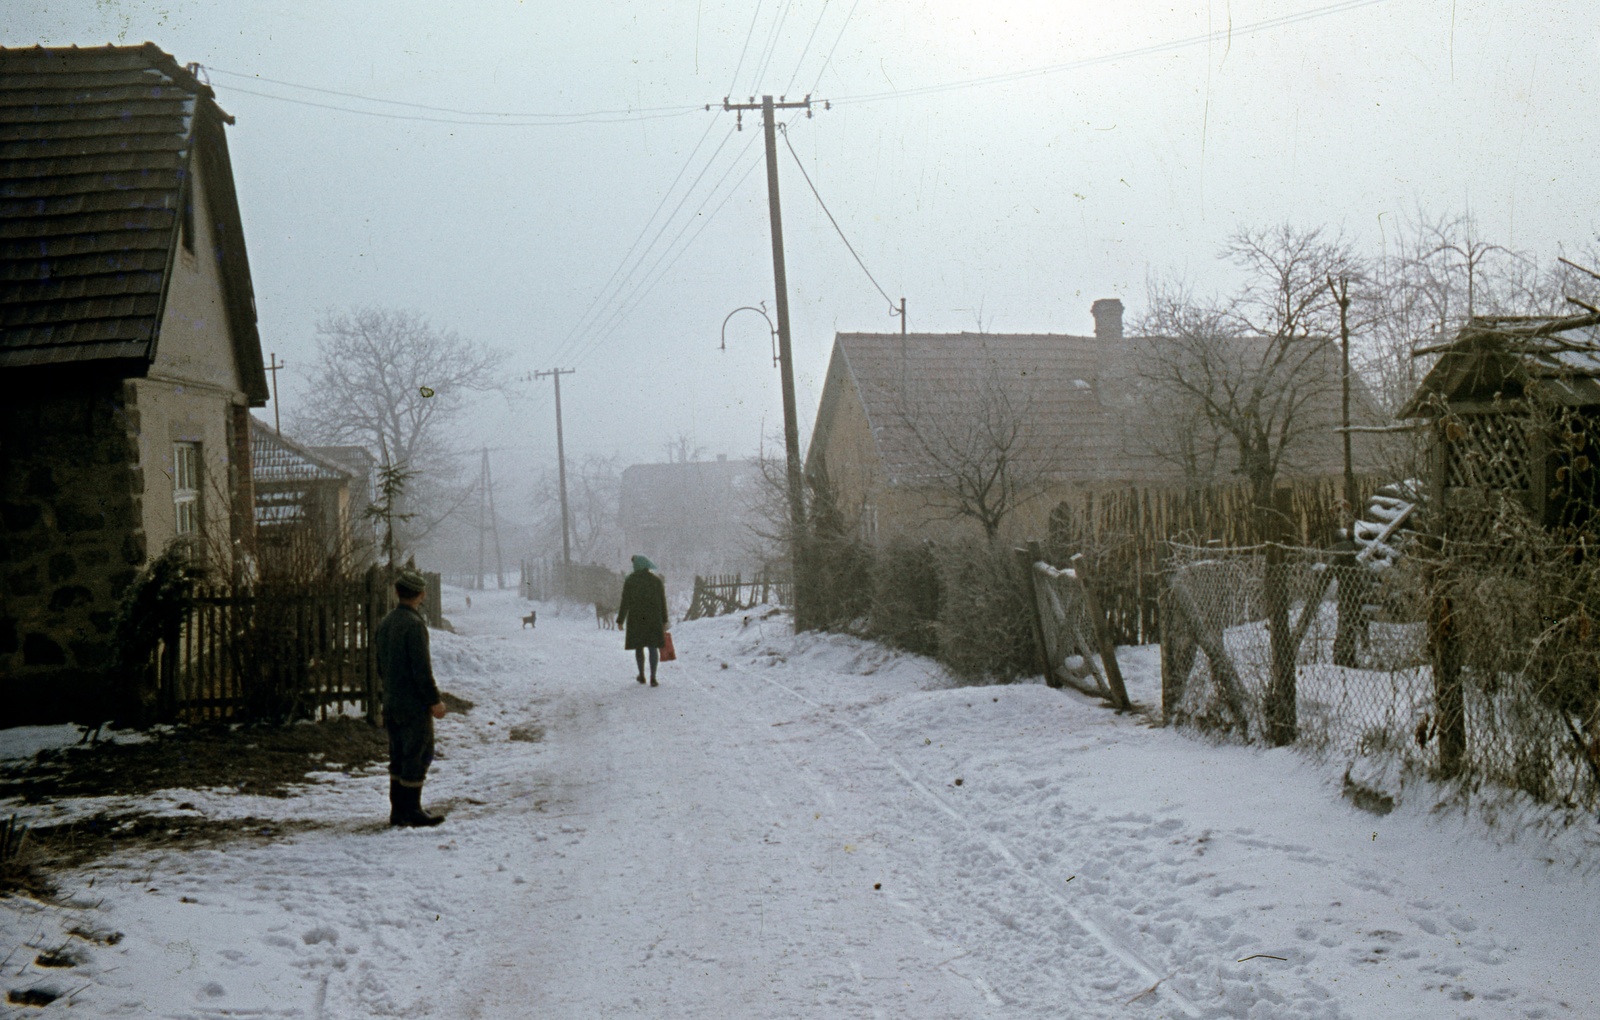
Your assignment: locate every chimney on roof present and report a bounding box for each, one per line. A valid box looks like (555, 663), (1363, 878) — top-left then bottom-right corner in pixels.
(1091, 298), (1124, 340)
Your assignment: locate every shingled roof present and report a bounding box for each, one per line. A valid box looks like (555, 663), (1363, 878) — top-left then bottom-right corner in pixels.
(812, 331), (1176, 487)
(0, 43), (267, 400)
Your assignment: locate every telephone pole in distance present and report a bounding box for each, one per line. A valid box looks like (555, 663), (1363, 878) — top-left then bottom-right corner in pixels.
(533, 368), (576, 568)
(716, 92), (825, 627)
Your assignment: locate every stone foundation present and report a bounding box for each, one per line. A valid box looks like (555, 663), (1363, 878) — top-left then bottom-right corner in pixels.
(1, 369), (146, 724)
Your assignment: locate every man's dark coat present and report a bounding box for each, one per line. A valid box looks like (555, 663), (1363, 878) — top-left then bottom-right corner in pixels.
(375, 603), (441, 723)
(617, 570), (668, 650)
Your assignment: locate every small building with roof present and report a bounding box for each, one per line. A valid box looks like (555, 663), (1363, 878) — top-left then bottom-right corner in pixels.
(1401, 311), (1600, 536)
(249, 418), (373, 570)
(0, 43), (267, 722)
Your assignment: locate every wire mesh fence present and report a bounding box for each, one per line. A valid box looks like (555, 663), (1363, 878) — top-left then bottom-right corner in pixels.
(1160, 542), (1600, 815)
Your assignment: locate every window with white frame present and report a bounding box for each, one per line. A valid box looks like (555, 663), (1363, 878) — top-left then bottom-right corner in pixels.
(173, 442), (200, 538)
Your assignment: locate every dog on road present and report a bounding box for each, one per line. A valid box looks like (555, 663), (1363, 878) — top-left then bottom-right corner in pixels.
(521, 611), (537, 629)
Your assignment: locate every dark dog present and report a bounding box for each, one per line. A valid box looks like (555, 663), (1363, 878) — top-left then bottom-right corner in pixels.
(521, 611), (537, 629)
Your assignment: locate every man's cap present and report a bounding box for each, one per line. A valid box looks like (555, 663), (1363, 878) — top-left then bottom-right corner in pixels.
(395, 569), (427, 596)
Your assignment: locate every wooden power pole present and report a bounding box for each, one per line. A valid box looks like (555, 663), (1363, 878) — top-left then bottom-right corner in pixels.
(718, 93), (824, 627)
(534, 368), (576, 568)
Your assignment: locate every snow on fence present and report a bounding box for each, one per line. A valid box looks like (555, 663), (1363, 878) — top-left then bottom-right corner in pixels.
(1160, 543), (1600, 815)
(685, 571), (793, 620)
(1016, 541), (1131, 709)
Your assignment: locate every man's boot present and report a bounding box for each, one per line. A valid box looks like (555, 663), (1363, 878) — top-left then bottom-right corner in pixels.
(388, 779), (406, 826)
(405, 784), (444, 827)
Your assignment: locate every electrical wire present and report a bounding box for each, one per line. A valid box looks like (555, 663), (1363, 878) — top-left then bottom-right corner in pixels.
(546, 127), (755, 368)
(778, 122), (896, 314)
(212, 81), (702, 126)
(727, 0), (766, 97)
(553, 118), (729, 358)
(809, 0), (863, 95)
(784, 0), (832, 98)
(205, 66), (695, 119)
(750, 0), (799, 97)
(564, 133), (765, 370)
(830, 0), (1391, 106)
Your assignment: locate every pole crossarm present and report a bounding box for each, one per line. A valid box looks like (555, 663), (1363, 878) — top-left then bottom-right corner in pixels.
(710, 94), (828, 131)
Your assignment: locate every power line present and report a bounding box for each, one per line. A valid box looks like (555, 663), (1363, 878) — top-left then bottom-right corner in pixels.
(564, 134), (767, 372)
(809, 0), (863, 95)
(551, 119), (730, 361)
(727, 0), (766, 97)
(211, 81), (703, 126)
(830, 0), (1391, 106)
(778, 122), (896, 313)
(547, 127), (752, 369)
(750, 0), (799, 96)
(205, 66), (696, 119)
(784, 0), (833, 97)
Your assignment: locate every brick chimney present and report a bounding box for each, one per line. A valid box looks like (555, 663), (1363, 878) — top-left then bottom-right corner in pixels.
(1091, 298), (1124, 340)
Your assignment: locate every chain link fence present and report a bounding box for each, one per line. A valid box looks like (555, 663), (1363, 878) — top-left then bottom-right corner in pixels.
(1160, 542), (1600, 816)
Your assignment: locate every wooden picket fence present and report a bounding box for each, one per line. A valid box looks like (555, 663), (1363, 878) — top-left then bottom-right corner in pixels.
(154, 567), (390, 724)
(685, 571), (793, 620)
(1049, 476), (1375, 645)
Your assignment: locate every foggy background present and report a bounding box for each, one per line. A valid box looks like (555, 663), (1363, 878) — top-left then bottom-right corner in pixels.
(10, 0), (1596, 572)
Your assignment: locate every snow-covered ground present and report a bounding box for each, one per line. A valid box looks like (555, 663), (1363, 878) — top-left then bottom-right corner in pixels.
(4, 584), (1600, 1018)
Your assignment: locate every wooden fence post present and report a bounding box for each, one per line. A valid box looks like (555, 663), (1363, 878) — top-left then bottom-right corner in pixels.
(1070, 553), (1132, 711)
(1017, 542), (1054, 687)
(1262, 488), (1298, 746)
(1428, 562), (1466, 777)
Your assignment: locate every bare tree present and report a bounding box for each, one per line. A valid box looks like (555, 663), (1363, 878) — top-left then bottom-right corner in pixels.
(292, 308), (508, 559)
(531, 453), (621, 565)
(662, 433), (705, 464)
(892, 363), (1050, 541)
(1138, 224), (1362, 508)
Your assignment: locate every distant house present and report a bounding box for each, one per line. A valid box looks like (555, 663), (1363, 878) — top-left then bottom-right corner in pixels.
(249, 418), (373, 570)
(618, 457), (766, 581)
(806, 299), (1372, 544)
(0, 44), (268, 723)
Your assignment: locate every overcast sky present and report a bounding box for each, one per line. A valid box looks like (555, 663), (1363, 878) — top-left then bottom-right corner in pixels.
(11, 1), (1598, 486)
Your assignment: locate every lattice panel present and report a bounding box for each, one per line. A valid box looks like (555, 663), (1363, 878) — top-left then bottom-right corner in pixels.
(1444, 414), (1531, 492)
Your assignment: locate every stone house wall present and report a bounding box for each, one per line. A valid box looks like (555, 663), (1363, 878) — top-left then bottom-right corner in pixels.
(1, 370), (146, 722)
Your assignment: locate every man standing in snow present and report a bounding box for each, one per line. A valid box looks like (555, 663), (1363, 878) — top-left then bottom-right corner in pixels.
(376, 569), (447, 827)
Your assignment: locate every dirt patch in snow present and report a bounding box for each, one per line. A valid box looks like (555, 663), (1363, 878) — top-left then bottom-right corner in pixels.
(0, 718), (388, 804)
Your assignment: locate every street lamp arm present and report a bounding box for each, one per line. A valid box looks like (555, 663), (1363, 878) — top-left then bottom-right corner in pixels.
(720, 303), (780, 366)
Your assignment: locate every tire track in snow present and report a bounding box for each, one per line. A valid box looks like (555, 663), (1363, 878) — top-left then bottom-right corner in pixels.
(707, 660), (1205, 1019)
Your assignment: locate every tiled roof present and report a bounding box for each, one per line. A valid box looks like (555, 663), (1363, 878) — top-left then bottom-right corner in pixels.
(825, 331), (1177, 487)
(0, 43), (267, 400)
(1402, 313), (1600, 415)
(250, 416), (352, 485)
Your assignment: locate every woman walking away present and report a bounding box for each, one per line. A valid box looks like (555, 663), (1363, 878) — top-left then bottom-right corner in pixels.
(617, 555), (668, 686)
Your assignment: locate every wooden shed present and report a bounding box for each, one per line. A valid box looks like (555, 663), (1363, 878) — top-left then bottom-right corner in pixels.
(1401, 311), (1600, 536)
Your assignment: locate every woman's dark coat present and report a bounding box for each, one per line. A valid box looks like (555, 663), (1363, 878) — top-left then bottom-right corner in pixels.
(617, 570), (668, 650)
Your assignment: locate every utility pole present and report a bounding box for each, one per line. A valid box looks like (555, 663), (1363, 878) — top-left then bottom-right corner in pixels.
(533, 368), (576, 568)
(475, 447), (506, 589)
(718, 92), (824, 627)
(898, 297), (907, 336)
(265, 352), (286, 434)
(486, 449), (505, 588)
(1328, 275), (1356, 519)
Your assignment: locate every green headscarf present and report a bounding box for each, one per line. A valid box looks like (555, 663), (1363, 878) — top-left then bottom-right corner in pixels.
(631, 555), (657, 573)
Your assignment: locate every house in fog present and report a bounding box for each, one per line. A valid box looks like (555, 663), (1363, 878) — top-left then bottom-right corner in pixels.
(805, 299), (1373, 544)
(250, 418), (374, 571)
(0, 44), (267, 723)
(618, 457), (766, 582)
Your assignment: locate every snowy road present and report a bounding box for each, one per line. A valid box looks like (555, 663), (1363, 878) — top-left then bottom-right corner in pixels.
(5, 586), (1600, 1018)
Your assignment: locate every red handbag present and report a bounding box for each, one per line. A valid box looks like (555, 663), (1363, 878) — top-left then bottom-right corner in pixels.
(660, 631), (677, 662)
